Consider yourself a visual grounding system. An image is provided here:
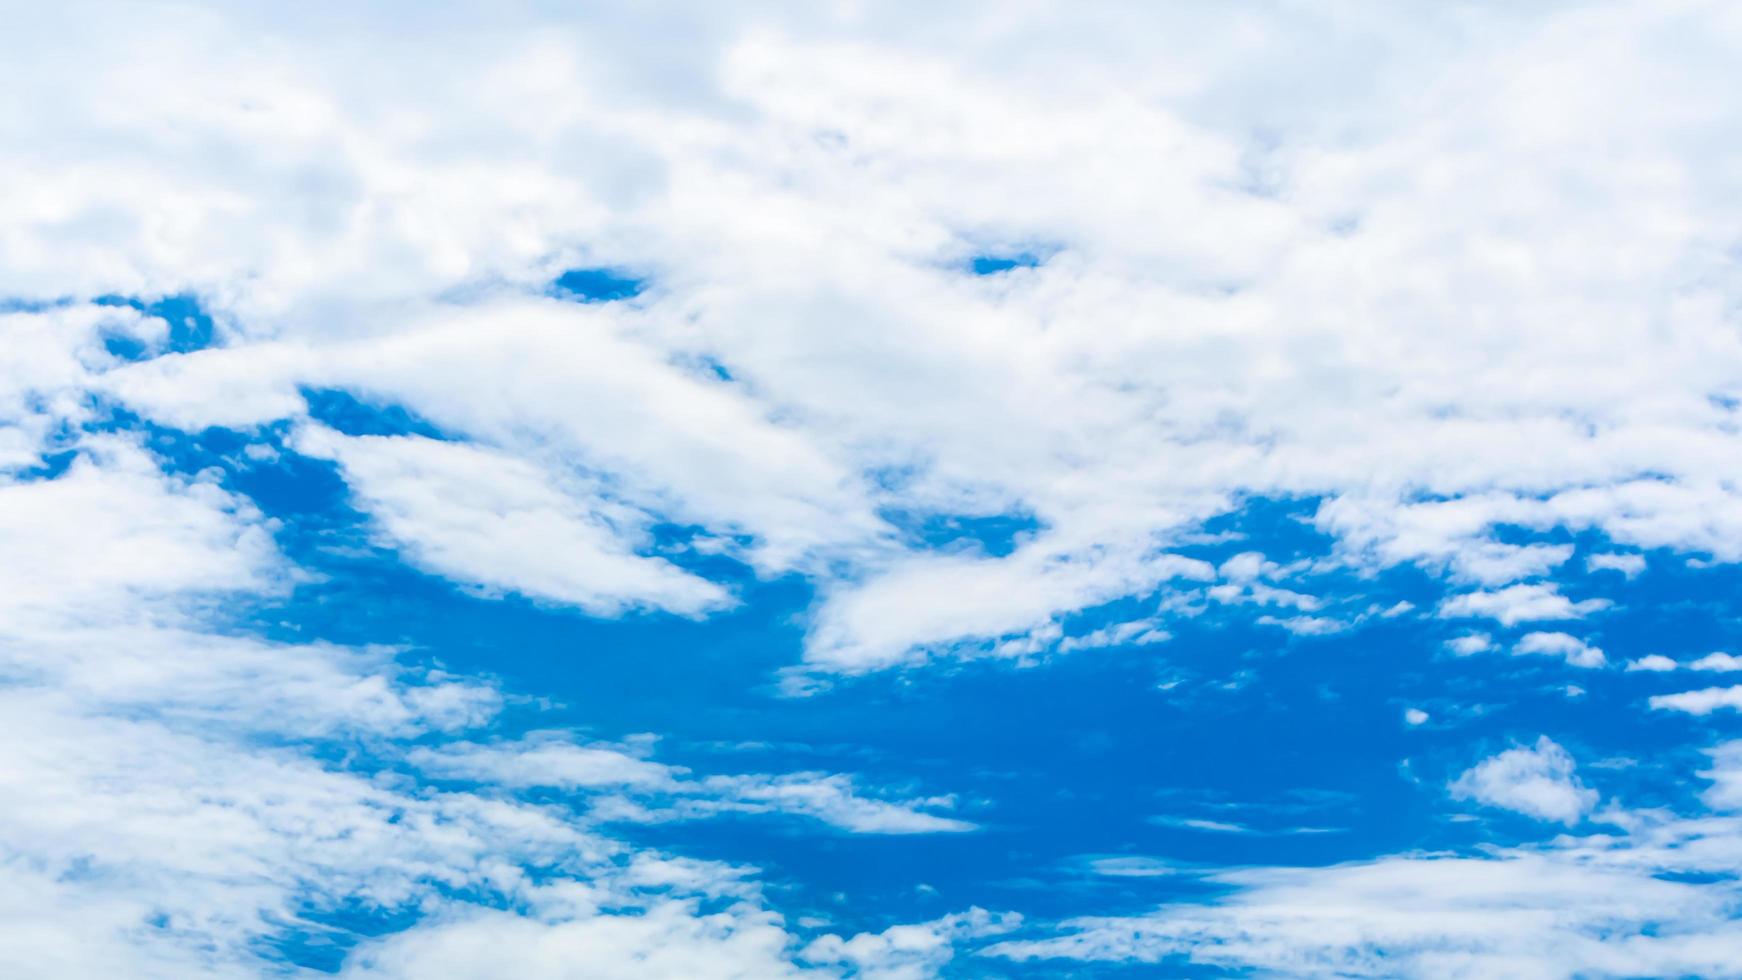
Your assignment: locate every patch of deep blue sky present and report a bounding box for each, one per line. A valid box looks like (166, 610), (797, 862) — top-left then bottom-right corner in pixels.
(44, 281), (1742, 974)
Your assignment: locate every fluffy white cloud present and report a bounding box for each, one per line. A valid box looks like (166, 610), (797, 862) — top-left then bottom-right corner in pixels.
(1513, 631), (1607, 669)
(1450, 737), (1598, 824)
(1691, 652), (1742, 672)
(1587, 552), (1647, 577)
(1446, 632), (1495, 656)
(802, 908), (1019, 980)
(3, 0), (1731, 669)
(1651, 686), (1742, 716)
(8, 2), (1742, 976)
(1627, 654), (1680, 672)
(1622, 653), (1742, 676)
(1438, 584), (1611, 628)
(0, 438), (284, 624)
(295, 425), (731, 616)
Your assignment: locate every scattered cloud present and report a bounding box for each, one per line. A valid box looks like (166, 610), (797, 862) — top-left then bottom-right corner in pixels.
(1449, 737), (1598, 825)
(1587, 552), (1647, 578)
(1627, 654), (1679, 672)
(1650, 686), (1742, 716)
(1439, 585), (1611, 628)
(1513, 632), (1606, 669)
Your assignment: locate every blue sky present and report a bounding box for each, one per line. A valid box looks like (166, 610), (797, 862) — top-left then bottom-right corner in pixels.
(4, 3), (1742, 978)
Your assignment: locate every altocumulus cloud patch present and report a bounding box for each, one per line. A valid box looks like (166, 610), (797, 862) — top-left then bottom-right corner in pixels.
(4, 3), (1742, 978)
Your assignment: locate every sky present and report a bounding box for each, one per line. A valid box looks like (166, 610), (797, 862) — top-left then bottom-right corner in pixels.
(3, 1), (1742, 977)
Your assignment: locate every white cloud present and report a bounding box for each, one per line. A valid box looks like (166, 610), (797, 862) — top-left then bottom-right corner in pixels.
(1628, 653), (1742, 676)
(1404, 708), (1429, 726)
(988, 745), (1742, 976)
(1513, 631), (1606, 669)
(7, 2), (1742, 975)
(1691, 652), (1742, 672)
(1438, 584), (1611, 627)
(0, 423), (966, 976)
(1627, 654), (1679, 672)
(1149, 816), (1252, 835)
(986, 853), (1742, 979)
(410, 735), (675, 790)
(1445, 633), (1494, 656)
(1449, 737), (1597, 824)
(1587, 552), (1647, 577)
(803, 908), (1018, 980)
(1084, 856), (1180, 879)
(1699, 742), (1742, 812)
(340, 897), (828, 980)
(411, 736), (976, 835)
(1650, 686), (1742, 716)
(0, 437), (285, 625)
(295, 425), (731, 616)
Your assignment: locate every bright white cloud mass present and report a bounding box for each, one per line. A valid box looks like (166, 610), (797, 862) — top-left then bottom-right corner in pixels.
(4, 2), (1742, 978)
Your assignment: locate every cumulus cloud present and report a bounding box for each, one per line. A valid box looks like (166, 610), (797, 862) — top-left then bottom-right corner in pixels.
(1691, 652), (1742, 672)
(1513, 631), (1607, 668)
(1623, 653), (1742, 675)
(803, 908), (1019, 980)
(1445, 632), (1495, 656)
(1449, 737), (1598, 824)
(1627, 654), (1680, 672)
(1438, 585), (1611, 628)
(1651, 686), (1742, 716)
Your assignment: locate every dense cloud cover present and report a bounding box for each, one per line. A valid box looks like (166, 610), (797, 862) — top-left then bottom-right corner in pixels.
(4, 2), (1742, 977)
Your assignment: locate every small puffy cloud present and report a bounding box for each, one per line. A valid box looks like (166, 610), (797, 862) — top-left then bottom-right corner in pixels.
(1513, 632), (1606, 669)
(1446, 633), (1494, 656)
(1586, 552), (1646, 577)
(1449, 737), (1597, 824)
(803, 908), (1019, 979)
(1438, 584), (1610, 627)
(1649, 686), (1742, 716)
(1690, 652), (1742, 672)
(1626, 654), (1679, 672)
(1404, 708), (1430, 726)
(1217, 551), (1273, 582)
